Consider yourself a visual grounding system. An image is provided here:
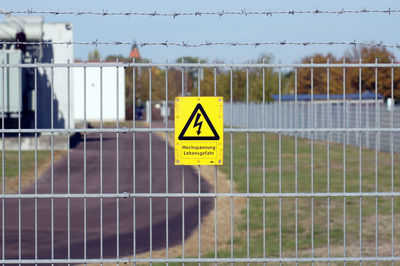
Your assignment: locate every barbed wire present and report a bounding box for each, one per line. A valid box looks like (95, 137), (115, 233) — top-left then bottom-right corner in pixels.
(0, 8), (400, 18)
(1, 40), (399, 49)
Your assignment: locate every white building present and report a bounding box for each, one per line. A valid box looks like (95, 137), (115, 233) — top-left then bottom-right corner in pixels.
(0, 16), (75, 129)
(0, 16), (126, 130)
(73, 66), (125, 122)
(40, 22), (74, 129)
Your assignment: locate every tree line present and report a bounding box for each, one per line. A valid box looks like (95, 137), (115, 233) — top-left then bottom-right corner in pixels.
(289, 47), (400, 99)
(89, 46), (400, 118)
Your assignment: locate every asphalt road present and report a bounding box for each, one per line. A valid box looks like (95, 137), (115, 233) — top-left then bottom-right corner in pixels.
(0, 131), (213, 261)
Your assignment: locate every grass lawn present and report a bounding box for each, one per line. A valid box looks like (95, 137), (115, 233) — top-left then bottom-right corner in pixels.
(0, 150), (65, 193)
(200, 132), (400, 265)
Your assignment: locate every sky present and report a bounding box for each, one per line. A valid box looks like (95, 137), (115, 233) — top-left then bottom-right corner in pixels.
(0, 0), (399, 63)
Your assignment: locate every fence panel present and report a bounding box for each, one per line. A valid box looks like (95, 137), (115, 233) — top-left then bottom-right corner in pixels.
(225, 101), (400, 153)
(0, 62), (399, 264)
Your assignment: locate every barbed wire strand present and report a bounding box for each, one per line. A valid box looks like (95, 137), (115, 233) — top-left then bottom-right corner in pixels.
(2, 40), (399, 49)
(0, 8), (400, 18)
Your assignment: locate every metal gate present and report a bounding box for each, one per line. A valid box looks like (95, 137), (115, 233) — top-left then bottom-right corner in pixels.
(0, 60), (399, 265)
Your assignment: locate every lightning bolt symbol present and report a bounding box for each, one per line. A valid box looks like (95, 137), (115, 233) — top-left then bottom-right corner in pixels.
(193, 113), (203, 135)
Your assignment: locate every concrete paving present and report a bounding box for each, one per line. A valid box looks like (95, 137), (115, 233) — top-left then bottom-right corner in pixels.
(0, 131), (213, 260)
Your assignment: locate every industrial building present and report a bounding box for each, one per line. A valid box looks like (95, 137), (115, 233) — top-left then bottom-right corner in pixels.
(0, 16), (126, 149)
(0, 16), (74, 130)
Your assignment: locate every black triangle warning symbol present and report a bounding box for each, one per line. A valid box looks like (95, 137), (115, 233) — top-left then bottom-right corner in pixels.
(178, 103), (220, 141)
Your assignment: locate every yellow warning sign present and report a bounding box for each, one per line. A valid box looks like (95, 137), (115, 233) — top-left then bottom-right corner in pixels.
(175, 97), (223, 165)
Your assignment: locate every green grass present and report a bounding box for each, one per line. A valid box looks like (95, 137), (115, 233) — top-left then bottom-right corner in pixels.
(0, 150), (63, 193)
(206, 132), (400, 265)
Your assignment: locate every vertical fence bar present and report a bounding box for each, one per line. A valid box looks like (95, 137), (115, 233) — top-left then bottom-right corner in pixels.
(50, 60), (54, 266)
(181, 60), (185, 265)
(346, 101), (349, 145)
(278, 64), (282, 266)
(321, 103), (325, 141)
(294, 67), (298, 266)
(310, 59), (314, 265)
(67, 60), (71, 265)
(213, 66), (218, 265)
(246, 66), (250, 266)
(270, 102), (273, 129)
(116, 61), (120, 264)
(132, 59), (136, 265)
(149, 64), (153, 264)
(390, 58), (394, 266)
(358, 58), (363, 266)
(1, 60), (3, 263)
(290, 102), (294, 137)
(276, 101), (278, 131)
(165, 62), (169, 263)
(378, 96), (381, 151)
(283, 101), (286, 133)
(343, 59), (347, 265)
(198, 60), (201, 265)
(116, 62), (122, 265)
(336, 102), (340, 143)
(34, 61), (38, 265)
(230, 65), (234, 265)
(83, 61), (87, 263)
(99, 61), (104, 264)
(262, 61), (266, 265)
(327, 59), (330, 265)
(375, 58), (378, 266)
(366, 101), (370, 149)
(17, 57), (21, 265)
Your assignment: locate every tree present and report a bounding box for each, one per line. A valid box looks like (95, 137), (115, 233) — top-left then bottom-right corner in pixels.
(104, 54), (128, 62)
(88, 49), (101, 61)
(191, 54), (279, 102)
(287, 53), (351, 95)
(176, 56), (207, 96)
(286, 46), (400, 99)
(344, 46), (400, 99)
(127, 63), (193, 103)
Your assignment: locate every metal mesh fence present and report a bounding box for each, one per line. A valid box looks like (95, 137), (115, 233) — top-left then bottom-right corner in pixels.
(225, 101), (400, 153)
(0, 61), (399, 265)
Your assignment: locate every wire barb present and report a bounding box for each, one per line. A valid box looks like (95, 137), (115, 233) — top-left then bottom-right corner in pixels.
(1, 8), (400, 17)
(0, 40), (398, 49)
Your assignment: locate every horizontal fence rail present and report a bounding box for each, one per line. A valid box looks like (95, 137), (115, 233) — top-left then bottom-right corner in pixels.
(2, 62), (400, 68)
(0, 192), (400, 198)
